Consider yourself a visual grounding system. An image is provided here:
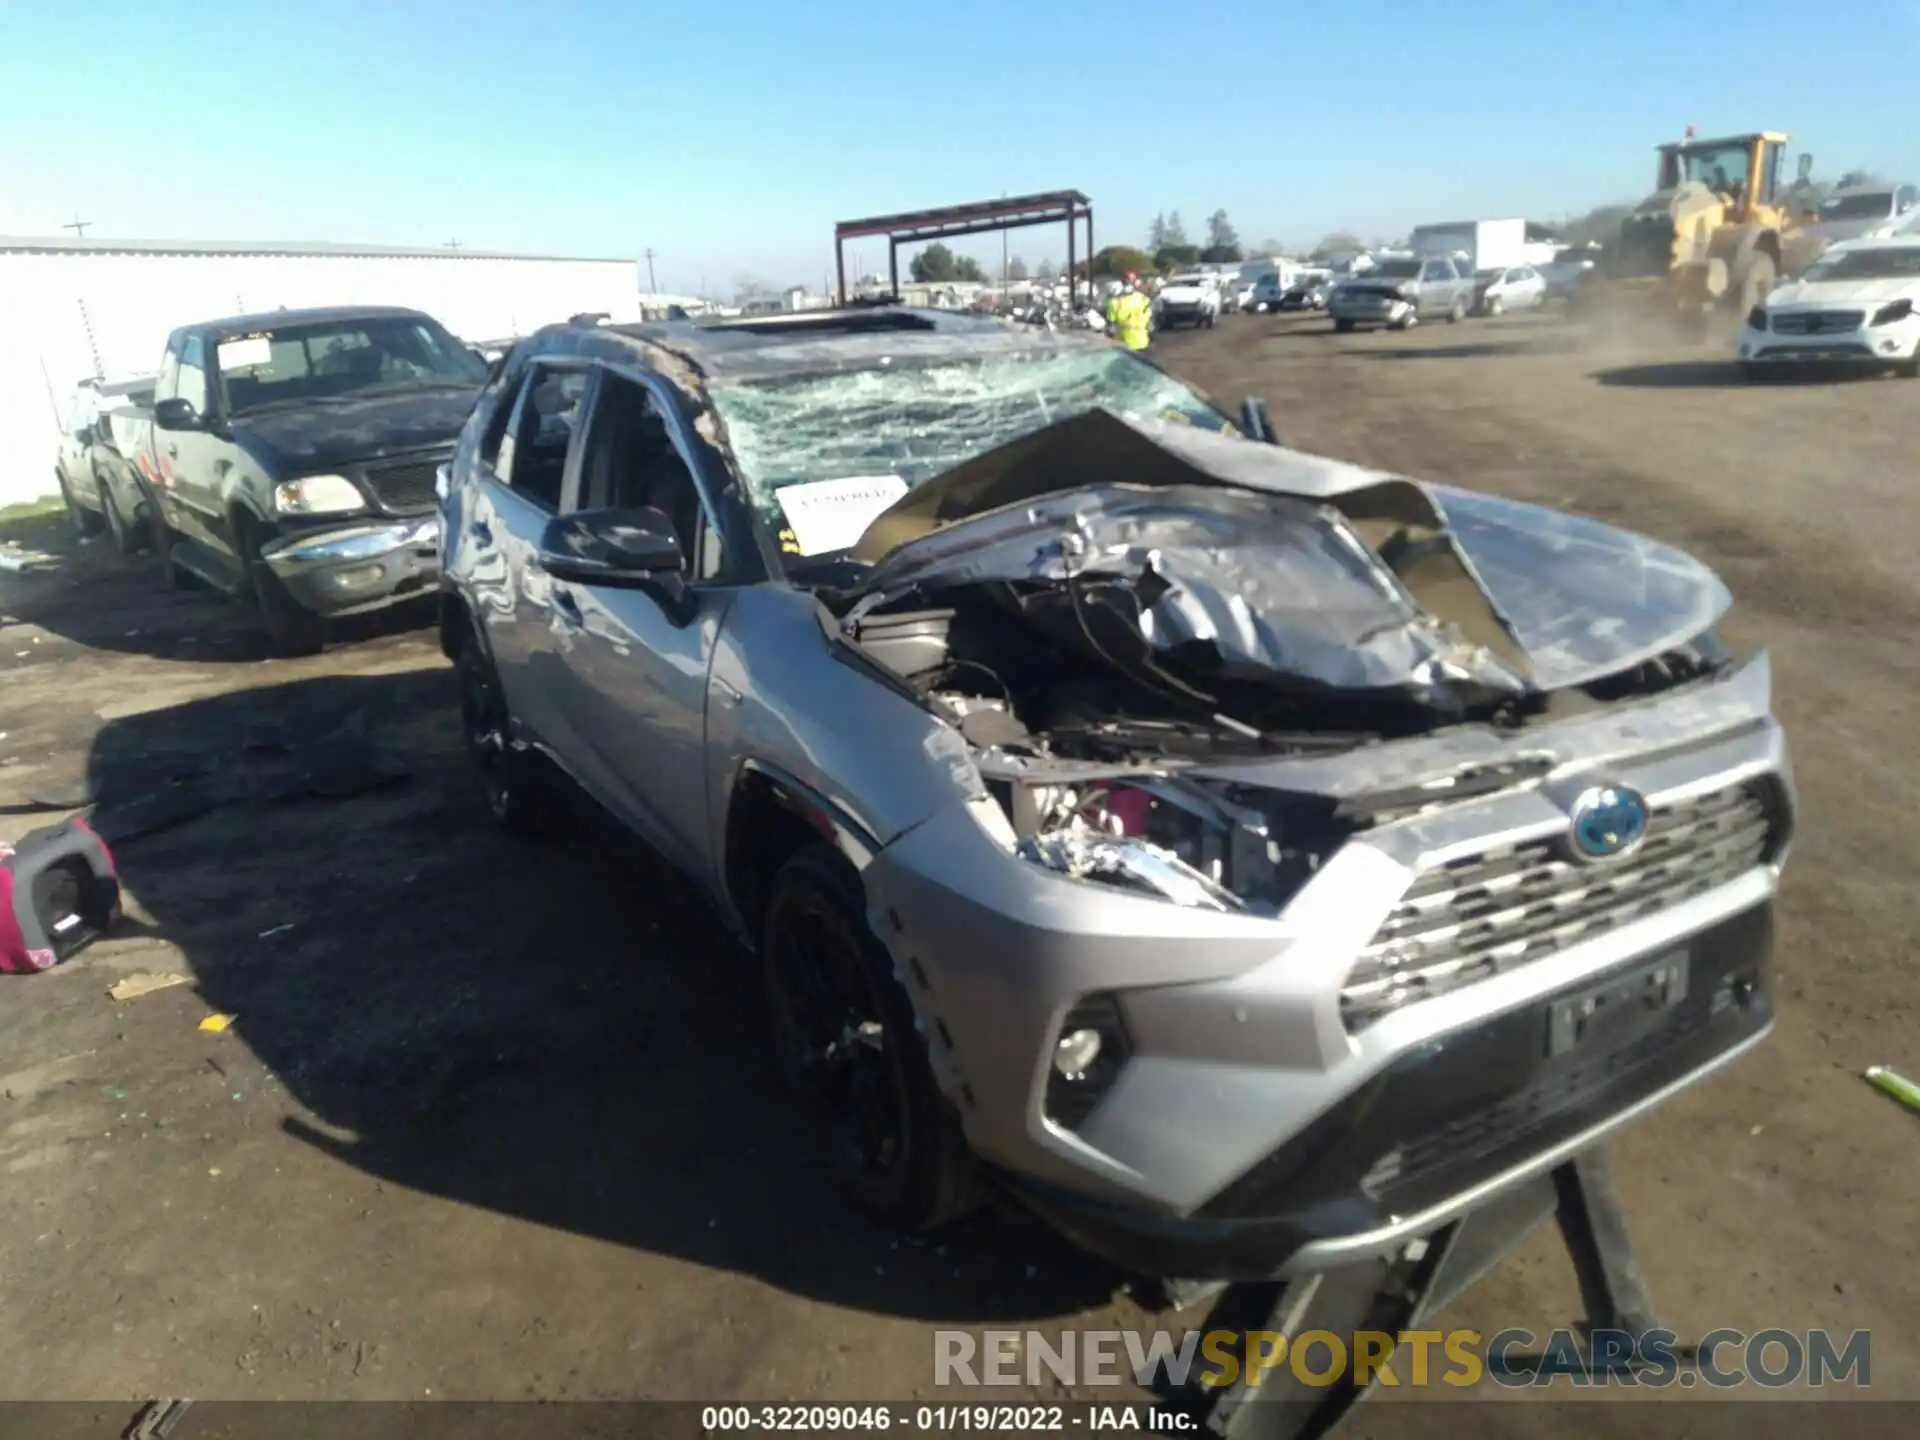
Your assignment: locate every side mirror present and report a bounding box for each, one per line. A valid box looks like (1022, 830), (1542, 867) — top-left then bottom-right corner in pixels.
(537, 506), (693, 624)
(1240, 396), (1282, 446)
(152, 397), (202, 432)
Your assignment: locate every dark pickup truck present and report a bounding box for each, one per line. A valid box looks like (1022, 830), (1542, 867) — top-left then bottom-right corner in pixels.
(103, 305), (488, 654)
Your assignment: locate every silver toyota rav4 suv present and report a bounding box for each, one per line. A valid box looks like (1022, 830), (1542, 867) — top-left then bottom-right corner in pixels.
(438, 308), (1791, 1283)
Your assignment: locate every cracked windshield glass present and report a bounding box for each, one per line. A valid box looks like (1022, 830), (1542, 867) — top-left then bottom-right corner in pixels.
(709, 347), (1232, 551)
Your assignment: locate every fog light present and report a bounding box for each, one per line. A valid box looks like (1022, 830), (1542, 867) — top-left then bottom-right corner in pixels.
(330, 565), (385, 592)
(1044, 995), (1131, 1130)
(1054, 1028), (1104, 1080)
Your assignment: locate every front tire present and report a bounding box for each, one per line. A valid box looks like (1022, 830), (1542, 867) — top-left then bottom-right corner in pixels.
(238, 515), (327, 657)
(763, 844), (976, 1231)
(1333, 317), (1355, 333)
(62, 473), (104, 539)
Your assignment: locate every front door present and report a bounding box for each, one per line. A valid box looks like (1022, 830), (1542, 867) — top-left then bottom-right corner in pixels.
(545, 367), (737, 877)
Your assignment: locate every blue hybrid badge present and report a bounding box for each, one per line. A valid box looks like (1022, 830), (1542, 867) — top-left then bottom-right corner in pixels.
(1568, 785), (1650, 861)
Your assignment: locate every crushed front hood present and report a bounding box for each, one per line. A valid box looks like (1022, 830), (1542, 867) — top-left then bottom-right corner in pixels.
(847, 409), (1728, 698)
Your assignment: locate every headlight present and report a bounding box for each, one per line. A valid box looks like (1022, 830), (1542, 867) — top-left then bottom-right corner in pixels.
(1397, 282), (1419, 298)
(1000, 778), (1348, 917)
(273, 474), (366, 516)
(1871, 299), (1914, 326)
(1746, 306), (1769, 332)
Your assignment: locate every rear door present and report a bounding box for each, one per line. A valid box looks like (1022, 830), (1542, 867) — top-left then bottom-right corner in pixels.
(1419, 259), (1455, 312)
(543, 366), (739, 877)
(470, 360), (593, 761)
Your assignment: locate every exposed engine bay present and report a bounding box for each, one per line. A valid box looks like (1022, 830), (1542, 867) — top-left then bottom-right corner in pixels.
(824, 409), (1737, 913)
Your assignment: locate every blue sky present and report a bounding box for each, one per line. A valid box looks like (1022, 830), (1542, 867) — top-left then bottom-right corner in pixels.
(2, 0), (1916, 294)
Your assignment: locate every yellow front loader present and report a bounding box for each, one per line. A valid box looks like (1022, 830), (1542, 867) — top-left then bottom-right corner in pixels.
(1578, 130), (1824, 335)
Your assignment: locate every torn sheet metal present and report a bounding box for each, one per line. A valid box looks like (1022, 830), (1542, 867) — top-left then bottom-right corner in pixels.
(1429, 487), (1731, 692)
(848, 407), (1731, 698)
(853, 482), (1531, 705)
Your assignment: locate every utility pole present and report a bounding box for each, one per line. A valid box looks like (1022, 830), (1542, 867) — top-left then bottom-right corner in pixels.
(445, 239), (463, 250)
(644, 248), (658, 293)
(62, 216), (91, 238)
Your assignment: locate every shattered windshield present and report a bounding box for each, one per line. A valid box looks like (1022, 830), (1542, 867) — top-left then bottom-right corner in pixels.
(709, 348), (1235, 558)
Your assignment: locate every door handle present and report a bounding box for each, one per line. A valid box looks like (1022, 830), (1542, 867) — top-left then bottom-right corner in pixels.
(553, 586), (582, 625)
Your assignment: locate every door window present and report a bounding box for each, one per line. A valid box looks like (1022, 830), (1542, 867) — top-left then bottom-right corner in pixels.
(176, 336), (210, 416)
(495, 365), (587, 512)
(572, 370), (722, 580)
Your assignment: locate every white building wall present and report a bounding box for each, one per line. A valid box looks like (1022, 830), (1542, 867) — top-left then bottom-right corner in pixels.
(0, 248), (641, 505)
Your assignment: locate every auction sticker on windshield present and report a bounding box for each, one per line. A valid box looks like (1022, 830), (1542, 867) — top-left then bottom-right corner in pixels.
(217, 335), (274, 371)
(776, 474), (909, 556)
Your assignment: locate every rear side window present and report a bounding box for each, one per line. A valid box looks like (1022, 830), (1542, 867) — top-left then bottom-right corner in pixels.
(494, 365), (587, 512)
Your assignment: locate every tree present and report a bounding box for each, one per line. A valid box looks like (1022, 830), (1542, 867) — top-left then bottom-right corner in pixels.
(1080, 245), (1155, 279)
(1154, 243), (1201, 270)
(1200, 243), (1243, 264)
(1147, 214), (1169, 251)
(1258, 238), (1284, 257)
(1205, 209), (1239, 253)
(1558, 205), (1631, 248)
(953, 255), (988, 282)
(1163, 211), (1190, 249)
(1835, 169), (1886, 189)
(1310, 231), (1364, 260)
(1007, 255), (1029, 281)
(910, 243), (959, 283)
(1035, 258), (1057, 281)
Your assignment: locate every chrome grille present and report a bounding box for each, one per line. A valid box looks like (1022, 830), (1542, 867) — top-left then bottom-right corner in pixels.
(1342, 781), (1775, 1029)
(1770, 310), (1864, 335)
(361, 456), (446, 512)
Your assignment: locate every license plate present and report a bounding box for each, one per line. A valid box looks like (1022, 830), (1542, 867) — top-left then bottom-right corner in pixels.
(1545, 951), (1690, 1059)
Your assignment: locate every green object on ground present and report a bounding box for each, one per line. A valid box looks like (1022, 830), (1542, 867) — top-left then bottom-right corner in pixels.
(1864, 1066), (1920, 1115)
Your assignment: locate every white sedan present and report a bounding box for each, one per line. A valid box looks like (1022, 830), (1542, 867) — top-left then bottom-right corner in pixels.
(1738, 235), (1920, 378)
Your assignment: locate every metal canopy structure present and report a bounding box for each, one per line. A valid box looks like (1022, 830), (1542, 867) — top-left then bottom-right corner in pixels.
(834, 189), (1093, 306)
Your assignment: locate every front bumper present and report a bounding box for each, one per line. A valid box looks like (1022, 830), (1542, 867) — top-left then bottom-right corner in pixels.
(1740, 316), (1920, 366)
(260, 515), (440, 617)
(861, 653), (1793, 1279)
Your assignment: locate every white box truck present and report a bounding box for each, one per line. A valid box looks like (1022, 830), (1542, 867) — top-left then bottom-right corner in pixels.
(1408, 218), (1529, 274)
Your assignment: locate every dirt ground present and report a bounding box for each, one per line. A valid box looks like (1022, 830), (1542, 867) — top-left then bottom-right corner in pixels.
(2, 311), (1915, 1428)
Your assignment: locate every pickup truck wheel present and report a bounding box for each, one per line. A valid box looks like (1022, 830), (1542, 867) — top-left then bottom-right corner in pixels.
(455, 644), (565, 837)
(95, 471), (143, 555)
(1333, 318), (1355, 333)
(763, 844), (977, 1232)
(145, 498), (200, 589)
(239, 518), (327, 657)
(62, 475), (104, 539)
